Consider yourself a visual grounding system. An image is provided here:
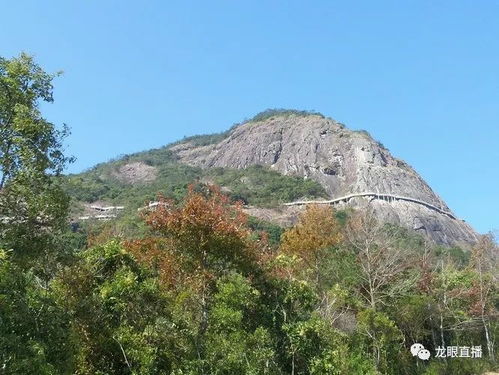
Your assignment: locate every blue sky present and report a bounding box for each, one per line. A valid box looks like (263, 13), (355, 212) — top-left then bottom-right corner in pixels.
(2, 1), (498, 234)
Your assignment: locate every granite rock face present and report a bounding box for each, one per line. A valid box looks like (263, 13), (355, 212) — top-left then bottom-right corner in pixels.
(170, 114), (478, 247)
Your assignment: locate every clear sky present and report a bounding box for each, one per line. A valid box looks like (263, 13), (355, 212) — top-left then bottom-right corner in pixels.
(1, 1), (498, 234)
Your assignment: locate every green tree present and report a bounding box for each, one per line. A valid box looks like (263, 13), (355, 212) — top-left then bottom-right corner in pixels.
(202, 274), (279, 374)
(0, 251), (74, 374)
(0, 53), (73, 264)
(53, 241), (186, 374)
(356, 309), (403, 374)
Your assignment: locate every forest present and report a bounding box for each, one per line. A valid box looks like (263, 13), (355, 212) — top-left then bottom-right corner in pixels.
(0, 54), (497, 375)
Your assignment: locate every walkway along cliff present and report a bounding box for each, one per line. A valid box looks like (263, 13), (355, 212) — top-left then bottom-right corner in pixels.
(169, 112), (479, 247)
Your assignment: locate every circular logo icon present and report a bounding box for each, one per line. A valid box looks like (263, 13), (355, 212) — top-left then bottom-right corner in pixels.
(410, 343), (431, 360)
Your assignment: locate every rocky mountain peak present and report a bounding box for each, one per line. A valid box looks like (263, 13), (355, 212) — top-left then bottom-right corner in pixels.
(170, 112), (478, 247)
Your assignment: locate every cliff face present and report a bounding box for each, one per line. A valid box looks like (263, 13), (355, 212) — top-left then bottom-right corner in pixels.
(171, 114), (478, 247)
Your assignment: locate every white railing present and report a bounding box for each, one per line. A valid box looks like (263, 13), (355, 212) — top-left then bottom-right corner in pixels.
(283, 192), (457, 220)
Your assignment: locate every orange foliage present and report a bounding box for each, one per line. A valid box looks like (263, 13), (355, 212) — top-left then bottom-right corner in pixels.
(280, 204), (342, 268)
(125, 237), (182, 288)
(127, 185), (265, 289)
(144, 184), (249, 250)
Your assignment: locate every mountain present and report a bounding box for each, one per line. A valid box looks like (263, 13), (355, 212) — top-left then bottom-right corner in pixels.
(67, 109), (478, 247)
(168, 110), (478, 247)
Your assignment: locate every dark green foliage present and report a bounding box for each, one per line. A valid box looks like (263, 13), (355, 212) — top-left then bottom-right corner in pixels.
(0, 53), (73, 264)
(377, 141), (388, 150)
(247, 216), (284, 246)
(334, 209), (349, 226)
(0, 255), (74, 374)
(207, 165), (328, 207)
(434, 245), (470, 268)
(202, 274), (280, 374)
(355, 309), (404, 374)
(52, 241), (184, 374)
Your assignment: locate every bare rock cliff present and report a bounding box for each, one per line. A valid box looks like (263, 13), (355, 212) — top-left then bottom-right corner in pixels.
(170, 114), (478, 247)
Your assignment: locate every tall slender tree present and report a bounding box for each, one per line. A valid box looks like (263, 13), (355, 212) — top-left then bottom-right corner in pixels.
(0, 53), (73, 263)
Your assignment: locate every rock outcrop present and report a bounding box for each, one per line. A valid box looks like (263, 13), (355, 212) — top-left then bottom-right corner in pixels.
(111, 162), (158, 184)
(170, 113), (478, 247)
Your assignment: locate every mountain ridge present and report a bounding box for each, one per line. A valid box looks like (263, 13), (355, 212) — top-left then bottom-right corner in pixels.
(66, 109), (479, 247)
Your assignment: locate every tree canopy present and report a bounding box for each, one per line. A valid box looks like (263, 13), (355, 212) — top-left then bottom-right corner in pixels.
(0, 53), (73, 266)
(0, 54), (497, 375)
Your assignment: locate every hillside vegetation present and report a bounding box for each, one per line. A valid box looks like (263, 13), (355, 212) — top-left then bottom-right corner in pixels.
(63, 153), (328, 209)
(1, 55), (497, 375)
